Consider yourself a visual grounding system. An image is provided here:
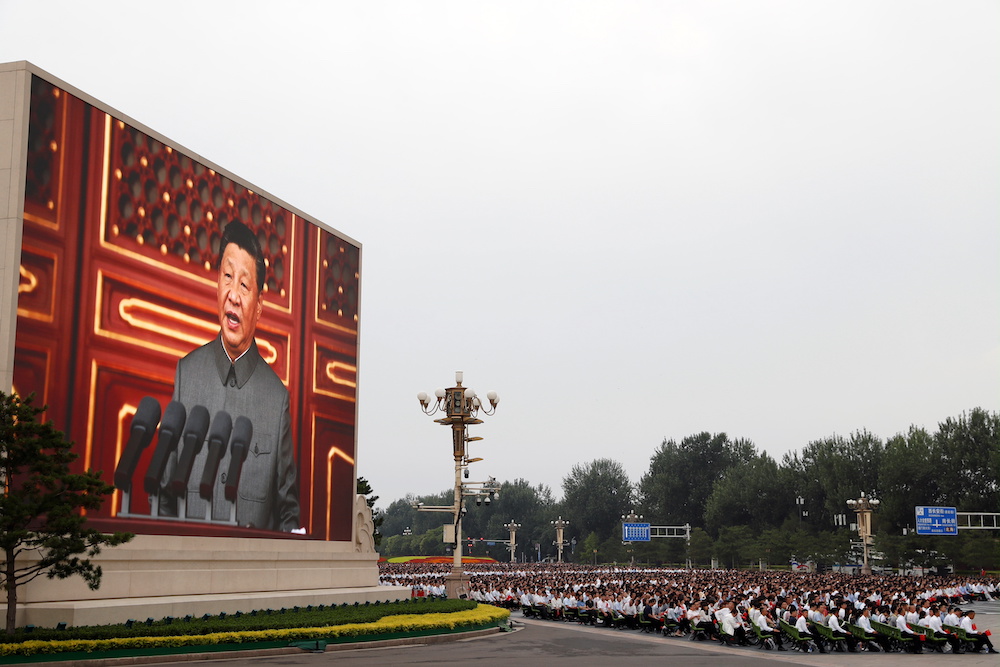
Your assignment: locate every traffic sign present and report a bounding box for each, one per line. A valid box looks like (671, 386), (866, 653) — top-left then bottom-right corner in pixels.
(622, 522), (651, 542)
(915, 506), (958, 535)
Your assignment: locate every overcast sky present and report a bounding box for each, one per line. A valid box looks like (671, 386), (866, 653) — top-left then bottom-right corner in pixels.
(2, 1), (997, 512)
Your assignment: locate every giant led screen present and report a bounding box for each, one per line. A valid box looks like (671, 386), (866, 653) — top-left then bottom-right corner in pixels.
(13, 74), (360, 540)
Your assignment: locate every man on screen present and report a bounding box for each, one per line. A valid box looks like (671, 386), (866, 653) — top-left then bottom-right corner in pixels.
(162, 219), (299, 532)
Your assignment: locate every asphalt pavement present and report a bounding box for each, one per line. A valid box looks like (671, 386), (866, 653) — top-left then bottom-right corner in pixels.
(128, 599), (999, 667)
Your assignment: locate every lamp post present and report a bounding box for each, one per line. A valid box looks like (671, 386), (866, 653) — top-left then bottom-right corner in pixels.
(622, 510), (643, 525)
(551, 516), (569, 563)
(796, 495), (809, 523)
(846, 492), (880, 575)
(417, 371), (499, 598)
(504, 519), (521, 564)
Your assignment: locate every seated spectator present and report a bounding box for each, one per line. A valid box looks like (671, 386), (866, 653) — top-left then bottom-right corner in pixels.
(894, 604), (923, 653)
(641, 595), (663, 632)
(754, 606), (786, 650)
(961, 610), (997, 654)
(795, 608), (826, 653)
(919, 606), (962, 654)
(854, 606), (890, 652)
(686, 600), (716, 640)
(826, 607), (858, 652)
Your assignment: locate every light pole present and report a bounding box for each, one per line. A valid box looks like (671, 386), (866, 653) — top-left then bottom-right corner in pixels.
(622, 510), (644, 525)
(417, 371), (499, 598)
(846, 492), (880, 575)
(796, 495), (808, 523)
(551, 516), (569, 563)
(504, 519), (521, 564)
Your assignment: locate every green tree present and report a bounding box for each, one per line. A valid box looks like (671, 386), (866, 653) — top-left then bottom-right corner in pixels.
(638, 432), (751, 529)
(379, 489), (453, 539)
(756, 527), (793, 567)
(579, 532), (600, 565)
(715, 525), (754, 568)
(878, 427), (939, 532)
(704, 452), (789, 534)
(380, 533), (404, 557)
(932, 408), (1000, 513)
(800, 530), (851, 570)
(480, 479), (554, 562)
(600, 536), (627, 564)
(688, 527), (713, 566)
(784, 430), (883, 527)
(1, 392), (133, 634)
(958, 533), (999, 572)
(653, 533), (688, 566)
(417, 526), (446, 556)
(561, 459), (633, 542)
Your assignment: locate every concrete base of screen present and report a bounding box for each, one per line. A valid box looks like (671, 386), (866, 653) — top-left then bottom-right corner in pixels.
(444, 569), (472, 601)
(2, 534), (409, 628)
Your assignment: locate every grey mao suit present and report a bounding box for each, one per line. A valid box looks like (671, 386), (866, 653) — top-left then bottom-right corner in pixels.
(165, 336), (300, 532)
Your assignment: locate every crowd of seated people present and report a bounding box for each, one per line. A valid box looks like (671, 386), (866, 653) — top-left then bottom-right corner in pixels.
(378, 562), (997, 654)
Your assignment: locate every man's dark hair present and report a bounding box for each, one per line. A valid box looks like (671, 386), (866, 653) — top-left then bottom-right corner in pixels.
(218, 220), (265, 292)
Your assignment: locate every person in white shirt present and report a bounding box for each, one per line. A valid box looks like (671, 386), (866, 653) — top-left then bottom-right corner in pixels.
(826, 609), (858, 652)
(754, 606), (786, 650)
(980, 581), (996, 601)
(855, 606), (891, 652)
(923, 607), (962, 653)
(873, 605), (887, 623)
(715, 601), (746, 645)
(809, 604), (827, 624)
(795, 609), (826, 653)
(961, 610), (997, 654)
(687, 600), (716, 640)
(665, 601), (685, 636)
(622, 598), (638, 629)
(716, 607), (738, 644)
(895, 605), (922, 653)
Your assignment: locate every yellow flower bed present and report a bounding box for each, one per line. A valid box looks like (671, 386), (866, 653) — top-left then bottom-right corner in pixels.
(0, 605), (510, 656)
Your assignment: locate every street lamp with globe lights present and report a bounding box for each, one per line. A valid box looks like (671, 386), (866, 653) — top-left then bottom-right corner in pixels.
(416, 371), (499, 598)
(846, 492), (880, 575)
(551, 517), (570, 563)
(504, 519), (521, 563)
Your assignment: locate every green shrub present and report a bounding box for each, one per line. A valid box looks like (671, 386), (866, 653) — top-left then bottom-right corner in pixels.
(4, 598), (475, 643)
(0, 604), (508, 657)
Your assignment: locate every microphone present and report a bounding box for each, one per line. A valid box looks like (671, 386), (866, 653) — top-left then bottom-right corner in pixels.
(199, 411), (233, 501)
(113, 396), (161, 491)
(142, 401), (187, 495)
(168, 404), (210, 495)
(224, 416), (253, 502)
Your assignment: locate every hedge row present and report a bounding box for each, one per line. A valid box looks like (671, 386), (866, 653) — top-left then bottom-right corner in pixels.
(0, 604), (509, 657)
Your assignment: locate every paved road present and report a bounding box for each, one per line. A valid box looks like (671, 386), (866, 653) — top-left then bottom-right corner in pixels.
(146, 600), (999, 667)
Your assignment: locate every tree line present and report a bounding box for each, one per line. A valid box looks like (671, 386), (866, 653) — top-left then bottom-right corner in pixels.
(379, 407), (999, 571)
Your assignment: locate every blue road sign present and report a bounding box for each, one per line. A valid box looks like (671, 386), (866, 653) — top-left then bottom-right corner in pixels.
(915, 506), (958, 535)
(622, 522), (651, 542)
